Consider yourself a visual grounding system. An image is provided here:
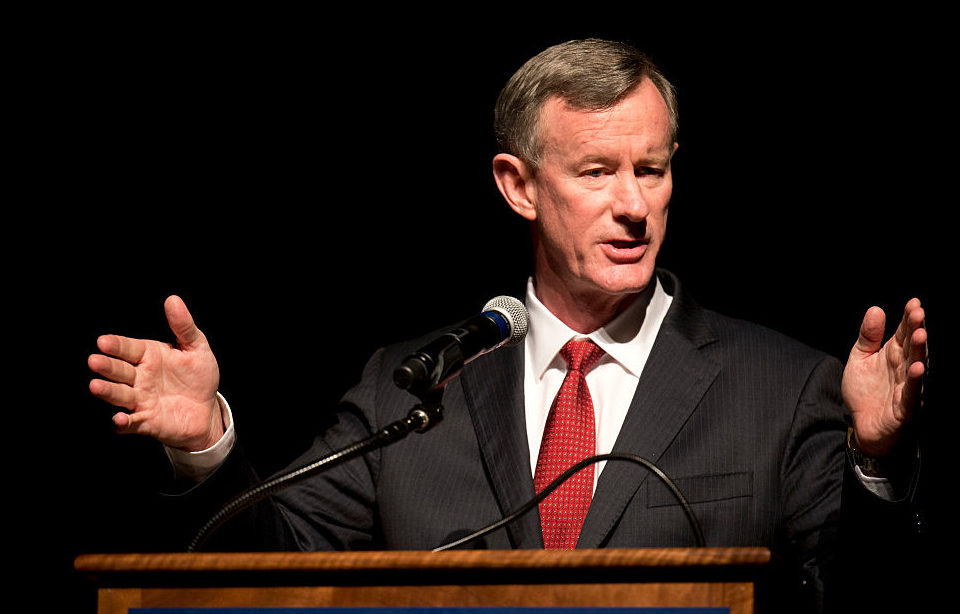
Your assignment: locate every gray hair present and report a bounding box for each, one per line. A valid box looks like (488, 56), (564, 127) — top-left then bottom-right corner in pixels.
(494, 39), (678, 170)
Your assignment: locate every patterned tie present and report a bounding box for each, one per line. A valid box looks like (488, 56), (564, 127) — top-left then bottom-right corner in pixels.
(534, 338), (605, 549)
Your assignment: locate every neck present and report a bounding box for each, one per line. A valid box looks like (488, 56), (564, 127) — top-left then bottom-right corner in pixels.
(533, 277), (645, 333)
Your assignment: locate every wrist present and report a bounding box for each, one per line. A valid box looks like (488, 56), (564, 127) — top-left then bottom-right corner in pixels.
(846, 427), (918, 479)
(179, 396), (227, 452)
(201, 396), (227, 449)
(846, 428), (887, 477)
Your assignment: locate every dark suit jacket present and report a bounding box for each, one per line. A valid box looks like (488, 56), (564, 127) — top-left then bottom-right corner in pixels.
(179, 269), (918, 612)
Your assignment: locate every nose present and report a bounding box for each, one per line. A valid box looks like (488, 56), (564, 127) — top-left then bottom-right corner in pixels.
(611, 171), (649, 222)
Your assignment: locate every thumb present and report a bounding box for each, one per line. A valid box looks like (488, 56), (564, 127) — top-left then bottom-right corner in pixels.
(164, 295), (205, 349)
(851, 306), (886, 358)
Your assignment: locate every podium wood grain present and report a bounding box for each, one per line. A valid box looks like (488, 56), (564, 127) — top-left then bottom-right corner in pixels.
(76, 548), (771, 613)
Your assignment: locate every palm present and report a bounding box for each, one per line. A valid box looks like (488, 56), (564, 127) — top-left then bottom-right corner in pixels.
(841, 300), (926, 457)
(128, 338), (221, 447)
(89, 296), (223, 451)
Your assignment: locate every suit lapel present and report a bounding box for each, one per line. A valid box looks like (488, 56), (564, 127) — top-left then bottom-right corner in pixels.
(578, 273), (720, 548)
(459, 343), (544, 548)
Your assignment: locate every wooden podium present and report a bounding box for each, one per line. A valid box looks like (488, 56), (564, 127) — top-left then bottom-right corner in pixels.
(76, 547), (771, 613)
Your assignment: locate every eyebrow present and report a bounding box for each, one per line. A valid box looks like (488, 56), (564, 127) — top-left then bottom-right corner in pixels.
(576, 152), (673, 167)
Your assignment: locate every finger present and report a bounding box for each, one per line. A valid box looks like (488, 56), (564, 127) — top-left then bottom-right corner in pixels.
(900, 357), (927, 416)
(96, 334), (148, 365)
(898, 318), (928, 416)
(895, 298), (924, 346)
(852, 306), (886, 357)
(164, 295), (205, 349)
(904, 317), (928, 366)
(89, 378), (137, 410)
(112, 411), (132, 430)
(87, 353), (137, 386)
(112, 410), (147, 434)
(908, 359), (926, 381)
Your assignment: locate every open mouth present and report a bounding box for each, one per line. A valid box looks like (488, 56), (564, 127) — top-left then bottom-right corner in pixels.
(601, 238), (648, 263)
(607, 240), (643, 249)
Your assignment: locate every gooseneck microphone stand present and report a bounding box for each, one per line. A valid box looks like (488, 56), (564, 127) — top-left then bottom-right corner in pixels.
(187, 388), (445, 553)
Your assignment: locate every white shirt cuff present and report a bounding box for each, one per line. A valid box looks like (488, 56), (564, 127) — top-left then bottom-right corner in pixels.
(854, 465), (898, 500)
(164, 393), (236, 483)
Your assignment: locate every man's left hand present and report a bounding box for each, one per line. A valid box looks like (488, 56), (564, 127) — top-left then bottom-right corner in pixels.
(842, 298), (928, 457)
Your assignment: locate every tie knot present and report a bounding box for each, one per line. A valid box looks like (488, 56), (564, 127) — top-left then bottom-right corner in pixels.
(560, 338), (605, 374)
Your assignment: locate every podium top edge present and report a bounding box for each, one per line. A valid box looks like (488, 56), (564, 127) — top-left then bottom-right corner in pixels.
(76, 547), (772, 574)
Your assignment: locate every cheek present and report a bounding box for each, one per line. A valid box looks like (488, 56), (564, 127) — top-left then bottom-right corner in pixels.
(648, 189), (671, 235)
(541, 216), (586, 260)
(536, 189), (589, 241)
(654, 208), (668, 237)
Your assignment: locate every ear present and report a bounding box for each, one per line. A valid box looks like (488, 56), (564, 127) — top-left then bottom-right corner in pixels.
(492, 153), (538, 221)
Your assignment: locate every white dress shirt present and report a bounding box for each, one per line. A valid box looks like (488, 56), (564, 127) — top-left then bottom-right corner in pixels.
(523, 277), (673, 492)
(170, 277), (894, 500)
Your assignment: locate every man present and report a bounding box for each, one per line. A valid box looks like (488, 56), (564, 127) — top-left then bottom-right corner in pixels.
(88, 39), (927, 611)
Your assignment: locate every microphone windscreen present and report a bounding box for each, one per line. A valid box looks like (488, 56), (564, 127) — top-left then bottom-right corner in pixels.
(482, 296), (528, 347)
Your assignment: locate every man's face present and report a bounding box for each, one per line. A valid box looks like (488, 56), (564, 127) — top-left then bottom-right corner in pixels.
(527, 79), (676, 305)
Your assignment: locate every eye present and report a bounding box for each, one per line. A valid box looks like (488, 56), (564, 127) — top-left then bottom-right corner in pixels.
(636, 166), (666, 177)
(583, 168), (607, 178)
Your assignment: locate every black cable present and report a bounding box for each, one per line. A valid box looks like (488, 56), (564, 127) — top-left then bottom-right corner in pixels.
(433, 453), (705, 551)
(187, 404), (440, 553)
(189, 427), (703, 552)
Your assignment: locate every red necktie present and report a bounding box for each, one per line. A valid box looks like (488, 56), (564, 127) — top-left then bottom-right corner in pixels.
(534, 338), (605, 549)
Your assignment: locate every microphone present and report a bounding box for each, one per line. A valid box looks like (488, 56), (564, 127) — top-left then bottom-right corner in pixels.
(393, 296), (528, 396)
(187, 296), (527, 553)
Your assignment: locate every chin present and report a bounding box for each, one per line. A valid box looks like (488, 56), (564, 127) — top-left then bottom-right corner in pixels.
(596, 265), (656, 296)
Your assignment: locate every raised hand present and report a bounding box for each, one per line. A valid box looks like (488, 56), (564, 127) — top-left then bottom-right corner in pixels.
(88, 295), (223, 451)
(842, 298), (927, 457)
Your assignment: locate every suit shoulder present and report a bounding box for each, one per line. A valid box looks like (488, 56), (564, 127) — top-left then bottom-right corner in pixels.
(657, 269), (839, 369)
(700, 307), (840, 371)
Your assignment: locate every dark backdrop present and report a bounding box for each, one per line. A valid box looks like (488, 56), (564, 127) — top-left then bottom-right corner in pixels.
(21, 11), (952, 611)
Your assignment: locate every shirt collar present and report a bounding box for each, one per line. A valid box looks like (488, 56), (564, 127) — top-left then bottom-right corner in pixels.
(525, 276), (673, 380)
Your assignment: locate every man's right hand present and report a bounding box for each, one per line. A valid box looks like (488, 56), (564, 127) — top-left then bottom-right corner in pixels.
(88, 295), (224, 452)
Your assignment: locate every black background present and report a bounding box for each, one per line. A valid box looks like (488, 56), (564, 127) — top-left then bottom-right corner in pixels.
(16, 9), (954, 611)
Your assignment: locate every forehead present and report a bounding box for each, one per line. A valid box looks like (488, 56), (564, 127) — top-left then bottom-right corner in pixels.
(537, 79), (674, 159)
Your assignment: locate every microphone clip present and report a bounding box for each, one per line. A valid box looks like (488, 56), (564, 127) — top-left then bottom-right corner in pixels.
(188, 387), (446, 552)
(405, 387), (444, 433)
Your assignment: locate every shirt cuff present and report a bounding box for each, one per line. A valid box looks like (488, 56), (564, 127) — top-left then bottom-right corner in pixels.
(854, 466), (897, 500)
(164, 393), (236, 483)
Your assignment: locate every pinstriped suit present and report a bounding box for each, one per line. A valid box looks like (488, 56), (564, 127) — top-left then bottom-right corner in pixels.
(244, 270), (845, 567)
(198, 268), (873, 609)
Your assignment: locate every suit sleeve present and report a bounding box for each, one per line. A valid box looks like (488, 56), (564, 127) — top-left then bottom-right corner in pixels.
(160, 349), (389, 552)
(776, 355), (923, 612)
(775, 355), (847, 611)
(267, 347), (387, 550)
